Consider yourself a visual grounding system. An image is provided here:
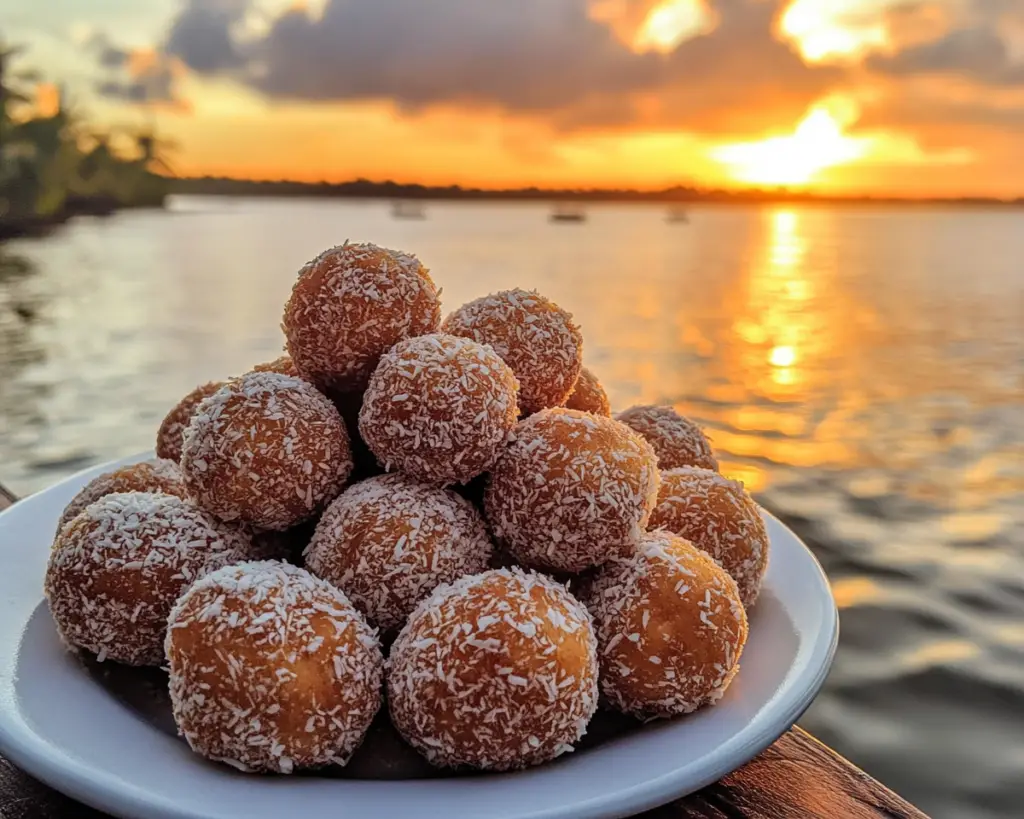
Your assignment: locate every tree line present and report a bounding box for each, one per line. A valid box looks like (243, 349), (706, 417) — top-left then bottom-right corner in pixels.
(0, 42), (171, 240)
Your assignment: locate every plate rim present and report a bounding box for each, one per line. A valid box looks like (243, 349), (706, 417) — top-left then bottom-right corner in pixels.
(0, 453), (839, 819)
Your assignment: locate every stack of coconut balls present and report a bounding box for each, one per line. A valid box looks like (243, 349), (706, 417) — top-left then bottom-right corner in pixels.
(44, 242), (769, 776)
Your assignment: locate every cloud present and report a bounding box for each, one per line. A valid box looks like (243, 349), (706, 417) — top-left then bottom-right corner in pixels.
(866, 0), (1024, 86)
(146, 0), (836, 133)
(92, 45), (186, 108)
(165, 0), (246, 74)
(868, 26), (1024, 85)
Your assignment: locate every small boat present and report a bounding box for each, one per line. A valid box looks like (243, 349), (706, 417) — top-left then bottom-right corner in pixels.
(549, 204), (586, 223)
(666, 207), (689, 224)
(391, 200), (426, 220)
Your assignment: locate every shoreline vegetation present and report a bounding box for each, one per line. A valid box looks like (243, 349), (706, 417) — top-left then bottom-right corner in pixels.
(174, 175), (1024, 208)
(0, 42), (170, 241)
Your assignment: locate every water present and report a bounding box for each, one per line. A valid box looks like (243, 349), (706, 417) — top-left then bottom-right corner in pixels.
(1, 197), (1023, 817)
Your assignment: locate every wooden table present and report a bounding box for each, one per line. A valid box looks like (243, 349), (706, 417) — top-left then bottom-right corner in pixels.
(0, 485), (928, 819)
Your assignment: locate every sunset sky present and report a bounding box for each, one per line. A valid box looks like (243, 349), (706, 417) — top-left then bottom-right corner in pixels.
(7, 0), (1024, 196)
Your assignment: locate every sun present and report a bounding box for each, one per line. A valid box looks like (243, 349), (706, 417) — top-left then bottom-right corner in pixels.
(711, 102), (871, 187)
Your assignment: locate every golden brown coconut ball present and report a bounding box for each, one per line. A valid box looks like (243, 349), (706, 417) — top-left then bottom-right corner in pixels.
(57, 458), (185, 534)
(156, 381), (225, 463)
(582, 530), (748, 719)
(442, 289), (583, 414)
(648, 467), (769, 608)
(359, 333), (519, 485)
(616, 405), (718, 471)
(305, 474), (493, 632)
(484, 408), (660, 573)
(251, 354), (298, 378)
(166, 561), (383, 773)
(45, 492), (248, 666)
(181, 372), (352, 531)
(283, 242), (441, 394)
(388, 568), (598, 770)
(564, 365), (611, 416)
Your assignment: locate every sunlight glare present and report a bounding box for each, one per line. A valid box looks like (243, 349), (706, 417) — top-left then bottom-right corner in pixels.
(634, 0), (714, 53)
(711, 101), (871, 187)
(780, 0), (888, 63)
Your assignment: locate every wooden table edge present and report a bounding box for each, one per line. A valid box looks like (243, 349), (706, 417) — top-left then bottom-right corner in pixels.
(0, 484), (929, 818)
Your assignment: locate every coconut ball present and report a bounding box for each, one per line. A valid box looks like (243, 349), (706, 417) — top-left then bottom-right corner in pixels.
(388, 568), (598, 770)
(156, 381), (225, 463)
(648, 467), (769, 608)
(359, 333), (519, 485)
(57, 458), (185, 534)
(166, 561), (383, 773)
(45, 492), (248, 666)
(442, 289), (582, 414)
(616, 405), (718, 471)
(181, 371), (352, 531)
(484, 408), (660, 573)
(305, 474), (493, 632)
(252, 355), (299, 378)
(283, 242), (441, 394)
(564, 365), (611, 416)
(582, 530), (748, 719)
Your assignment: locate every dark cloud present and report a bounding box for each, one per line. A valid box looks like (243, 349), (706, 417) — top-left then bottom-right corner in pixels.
(153, 0), (834, 131)
(165, 0), (246, 74)
(868, 27), (1024, 85)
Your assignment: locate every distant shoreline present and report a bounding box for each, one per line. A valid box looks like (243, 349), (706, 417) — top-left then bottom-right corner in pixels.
(171, 176), (1024, 208)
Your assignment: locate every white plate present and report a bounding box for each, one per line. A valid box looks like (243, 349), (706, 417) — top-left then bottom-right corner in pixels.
(0, 453), (838, 819)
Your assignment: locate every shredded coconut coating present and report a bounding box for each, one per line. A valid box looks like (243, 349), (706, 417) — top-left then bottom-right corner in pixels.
(442, 289), (583, 414)
(44, 492), (249, 667)
(359, 333), (519, 485)
(283, 242), (441, 394)
(649, 467), (769, 608)
(305, 474), (493, 632)
(616, 405), (718, 472)
(581, 531), (748, 719)
(181, 371), (353, 531)
(251, 355), (299, 378)
(166, 561), (383, 773)
(564, 366), (611, 416)
(388, 568), (598, 770)
(484, 408), (660, 573)
(57, 458), (185, 535)
(157, 382), (226, 463)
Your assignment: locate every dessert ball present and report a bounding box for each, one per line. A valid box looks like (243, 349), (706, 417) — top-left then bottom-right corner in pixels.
(359, 334), (519, 485)
(616, 405), (718, 471)
(166, 561), (383, 773)
(388, 568), (598, 770)
(649, 467), (769, 607)
(252, 355), (298, 378)
(156, 381), (225, 462)
(283, 242), (441, 394)
(305, 474), (493, 632)
(582, 530), (748, 719)
(57, 458), (185, 534)
(45, 492), (248, 666)
(181, 371), (352, 531)
(484, 409), (660, 573)
(564, 365), (611, 416)
(442, 289), (582, 414)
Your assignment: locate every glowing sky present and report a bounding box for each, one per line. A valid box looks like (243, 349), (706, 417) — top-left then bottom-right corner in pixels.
(7, 0), (1024, 195)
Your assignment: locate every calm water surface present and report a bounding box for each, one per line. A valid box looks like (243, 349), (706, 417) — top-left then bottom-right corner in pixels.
(1, 197), (1023, 818)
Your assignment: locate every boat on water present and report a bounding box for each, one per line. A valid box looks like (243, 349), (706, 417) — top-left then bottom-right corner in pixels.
(391, 200), (426, 219)
(666, 207), (689, 224)
(549, 204), (587, 223)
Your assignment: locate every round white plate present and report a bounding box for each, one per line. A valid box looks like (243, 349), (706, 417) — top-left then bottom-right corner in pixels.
(0, 453), (838, 819)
